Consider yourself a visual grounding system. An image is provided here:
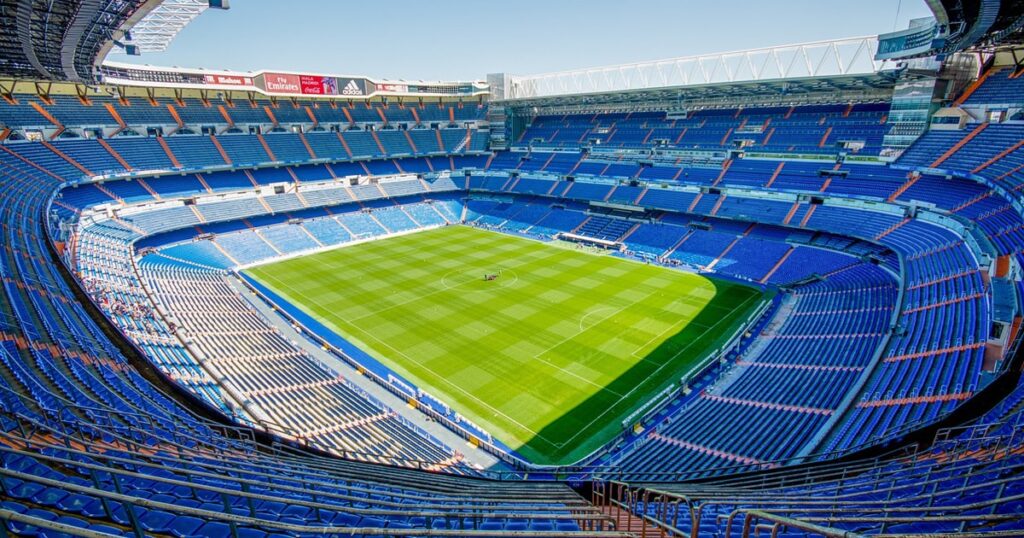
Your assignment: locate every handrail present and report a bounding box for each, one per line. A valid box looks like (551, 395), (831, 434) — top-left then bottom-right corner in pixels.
(632, 469), (1024, 511)
(600, 460), (1024, 537)
(26, 428), (518, 501)
(737, 511), (867, 538)
(0, 421), (579, 502)
(618, 422), (1019, 493)
(0, 469), (628, 537)
(0, 446), (601, 520)
(0, 509), (121, 538)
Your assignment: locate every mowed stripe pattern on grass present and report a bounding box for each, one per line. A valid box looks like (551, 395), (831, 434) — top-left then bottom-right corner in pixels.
(247, 225), (764, 465)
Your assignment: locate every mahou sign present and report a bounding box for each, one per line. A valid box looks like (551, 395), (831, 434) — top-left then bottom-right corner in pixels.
(203, 74), (254, 87)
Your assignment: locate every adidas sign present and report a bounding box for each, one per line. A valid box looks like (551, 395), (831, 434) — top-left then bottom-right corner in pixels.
(341, 80), (363, 96)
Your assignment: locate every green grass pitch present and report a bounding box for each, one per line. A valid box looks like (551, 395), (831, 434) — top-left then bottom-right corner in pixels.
(247, 225), (766, 465)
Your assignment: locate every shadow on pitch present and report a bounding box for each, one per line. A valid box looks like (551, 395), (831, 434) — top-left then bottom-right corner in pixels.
(494, 281), (765, 469)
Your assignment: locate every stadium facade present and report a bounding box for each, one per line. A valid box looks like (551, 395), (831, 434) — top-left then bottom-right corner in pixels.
(0, 0), (1023, 536)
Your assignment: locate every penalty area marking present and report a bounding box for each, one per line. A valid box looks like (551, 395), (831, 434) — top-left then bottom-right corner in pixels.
(579, 306), (620, 332)
(556, 291), (763, 448)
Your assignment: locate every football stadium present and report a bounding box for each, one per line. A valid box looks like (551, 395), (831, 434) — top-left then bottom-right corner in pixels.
(0, 0), (1023, 535)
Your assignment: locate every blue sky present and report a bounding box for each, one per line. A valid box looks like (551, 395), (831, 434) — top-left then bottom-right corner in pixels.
(119, 0), (934, 81)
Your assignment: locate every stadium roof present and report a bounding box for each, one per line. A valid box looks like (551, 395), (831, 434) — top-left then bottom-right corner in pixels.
(106, 0), (209, 54)
(876, 0), (1024, 60)
(492, 36), (919, 108)
(934, 0), (1024, 50)
(497, 37), (895, 100)
(493, 73), (911, 112)
(0, 0), (164, 82)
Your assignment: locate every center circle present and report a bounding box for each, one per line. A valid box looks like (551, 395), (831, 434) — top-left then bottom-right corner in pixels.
(441, 267), (520, 292)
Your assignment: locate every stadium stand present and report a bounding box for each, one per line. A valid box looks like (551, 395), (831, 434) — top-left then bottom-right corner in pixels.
(1, 113), (630, 538)
(55, 138), (1010, 481)
(595, 374), (1024, 535)
(516, 104), (890, 156)
(2, 1), (1024, 535)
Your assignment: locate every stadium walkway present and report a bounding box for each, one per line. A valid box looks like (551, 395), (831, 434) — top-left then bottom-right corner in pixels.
(225, 275), (510, 472)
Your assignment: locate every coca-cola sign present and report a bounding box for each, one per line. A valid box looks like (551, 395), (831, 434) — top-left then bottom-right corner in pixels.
(299, 75), (337, 95)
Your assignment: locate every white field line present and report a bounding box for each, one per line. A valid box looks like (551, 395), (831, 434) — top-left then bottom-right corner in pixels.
(254, 226), (765, 452)
(630, 291), (733, 359)
(347, 243), (564, 324)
